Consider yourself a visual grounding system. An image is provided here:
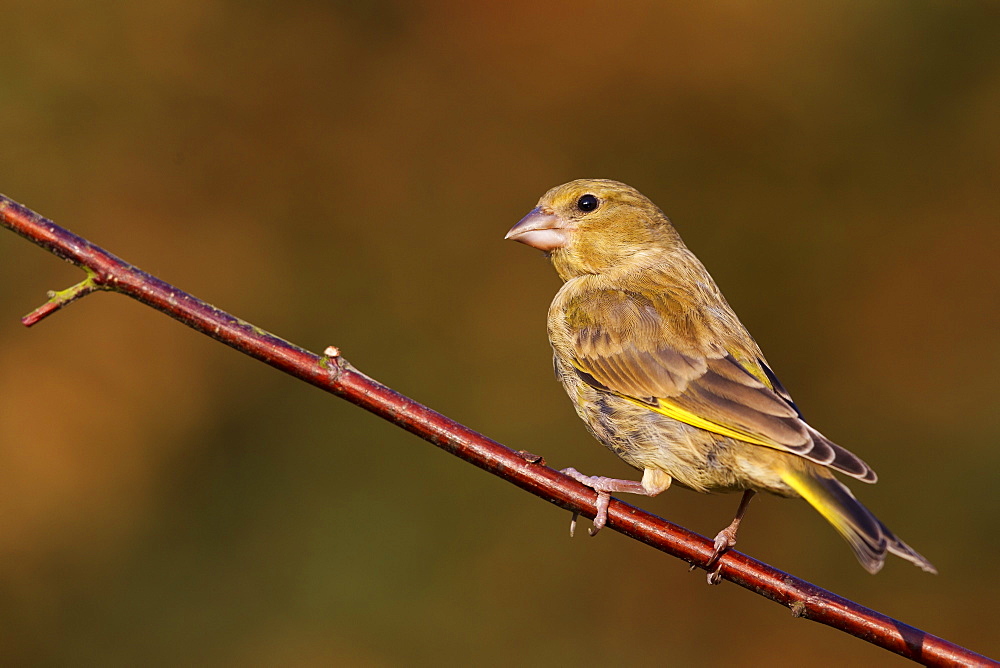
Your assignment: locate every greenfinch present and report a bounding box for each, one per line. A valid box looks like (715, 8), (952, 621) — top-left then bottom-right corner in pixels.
(506, 179), (936, 579)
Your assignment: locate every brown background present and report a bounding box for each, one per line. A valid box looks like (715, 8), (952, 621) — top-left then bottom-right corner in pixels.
(1, 2), (998, 665)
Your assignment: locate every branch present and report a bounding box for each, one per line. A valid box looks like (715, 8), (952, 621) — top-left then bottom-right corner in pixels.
(0, 194), (994, 667)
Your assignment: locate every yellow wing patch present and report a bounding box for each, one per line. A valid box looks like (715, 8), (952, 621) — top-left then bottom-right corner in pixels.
(624, 395), (777, 448)
(570, 351), (794, 450)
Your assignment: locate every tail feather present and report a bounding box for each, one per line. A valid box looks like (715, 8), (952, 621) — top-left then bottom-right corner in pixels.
(781, 468), (936, 574)
(878, 517), (938, 574)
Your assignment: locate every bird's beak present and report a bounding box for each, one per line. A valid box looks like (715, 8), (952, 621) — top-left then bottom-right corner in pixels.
(504, 207), (570, 251)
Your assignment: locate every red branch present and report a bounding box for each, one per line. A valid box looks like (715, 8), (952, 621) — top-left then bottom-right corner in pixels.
(0, 194), (994, 667)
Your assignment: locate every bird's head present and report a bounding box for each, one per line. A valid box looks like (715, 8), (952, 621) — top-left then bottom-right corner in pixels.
(505, 179), (681, 280)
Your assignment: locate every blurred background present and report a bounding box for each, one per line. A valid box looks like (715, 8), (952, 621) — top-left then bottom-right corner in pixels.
(1, 1), (998, 665)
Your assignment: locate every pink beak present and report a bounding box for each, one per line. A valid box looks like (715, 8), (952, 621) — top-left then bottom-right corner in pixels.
(504, 207), (570, 251)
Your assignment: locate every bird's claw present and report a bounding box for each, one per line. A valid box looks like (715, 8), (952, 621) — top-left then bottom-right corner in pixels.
(561, 467), (615, 536)
(689, 558), (725, 584)
(566, 492), (611, 537)
(711, 526), (739, 556)
(587, 490), (610, 536)
(703, 525), (739, 585)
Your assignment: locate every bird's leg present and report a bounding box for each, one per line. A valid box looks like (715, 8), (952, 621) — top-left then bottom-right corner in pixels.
(704, 489), (756, 585)
(561, 467), (671, 537)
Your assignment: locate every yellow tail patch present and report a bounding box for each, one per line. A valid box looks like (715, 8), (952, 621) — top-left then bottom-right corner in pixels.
(781, 469), (853, 537)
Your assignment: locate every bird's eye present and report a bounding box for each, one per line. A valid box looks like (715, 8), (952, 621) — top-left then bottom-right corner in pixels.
(576, 194), (599, 212)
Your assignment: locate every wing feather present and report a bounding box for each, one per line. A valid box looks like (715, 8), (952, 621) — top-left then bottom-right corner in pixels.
(562, 286), (876, 482)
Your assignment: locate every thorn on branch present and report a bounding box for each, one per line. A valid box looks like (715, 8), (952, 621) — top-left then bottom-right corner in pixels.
(21, 269), (100, 327)
(516, 450), (545, 465)
(320, 344), (345, 381)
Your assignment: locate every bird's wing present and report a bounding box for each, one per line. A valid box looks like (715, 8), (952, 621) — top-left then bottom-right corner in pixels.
(562, 288), (875, 482)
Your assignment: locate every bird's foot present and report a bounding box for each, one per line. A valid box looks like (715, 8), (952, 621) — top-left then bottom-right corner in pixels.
(568, 489), (610, 537)
(705, 525), (740, 585)
(560, 467), (647, 537)
(696, 489), (756, 585)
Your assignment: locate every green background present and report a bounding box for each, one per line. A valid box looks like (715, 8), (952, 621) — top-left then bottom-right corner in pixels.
(1, 2), (997, 665)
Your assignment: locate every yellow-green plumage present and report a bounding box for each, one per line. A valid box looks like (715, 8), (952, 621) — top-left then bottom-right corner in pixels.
(506, 178), (935, 575)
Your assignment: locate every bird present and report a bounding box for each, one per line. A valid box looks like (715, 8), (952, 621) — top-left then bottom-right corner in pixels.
(505, 178), (936, 581)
